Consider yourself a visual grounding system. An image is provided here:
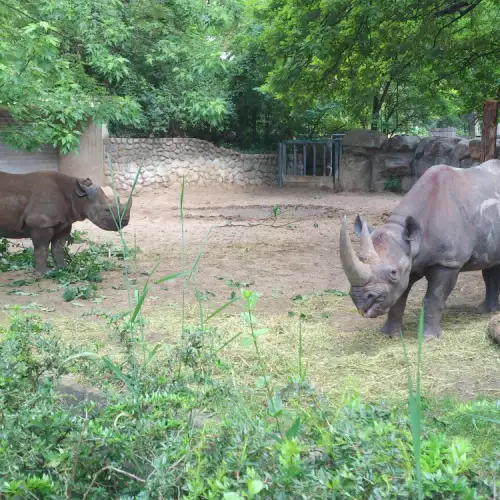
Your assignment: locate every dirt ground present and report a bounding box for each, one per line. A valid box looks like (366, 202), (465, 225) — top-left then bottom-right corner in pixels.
(1, 185), (499, 402)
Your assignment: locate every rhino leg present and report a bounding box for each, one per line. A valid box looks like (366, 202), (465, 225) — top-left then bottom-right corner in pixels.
(422, 266), (460, 339)
(31, 228), (55, 277)
(381, 275), (420, 338)
(478, 266), (500, 313)
(51, 226), (72, 270)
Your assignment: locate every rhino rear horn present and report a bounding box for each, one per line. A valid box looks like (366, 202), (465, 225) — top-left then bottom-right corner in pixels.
(360, 222), (380, 263)
(339, 216), (372, 286)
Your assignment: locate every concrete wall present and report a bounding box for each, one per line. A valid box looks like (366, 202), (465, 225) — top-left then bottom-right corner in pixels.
(103, 137), (278, 194)
(0, 109), (59, 174)
(59, 118), (107, 184)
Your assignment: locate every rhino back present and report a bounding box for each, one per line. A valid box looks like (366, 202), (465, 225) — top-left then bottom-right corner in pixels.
(393, 161), (500, 271)
(0, 171), (79, 234)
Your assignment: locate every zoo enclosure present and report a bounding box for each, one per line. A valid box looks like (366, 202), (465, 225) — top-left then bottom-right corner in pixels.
(277, 136), (344, 187)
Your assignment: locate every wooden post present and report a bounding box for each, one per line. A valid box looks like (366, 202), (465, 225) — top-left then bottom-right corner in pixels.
(481, 100), (498, 162)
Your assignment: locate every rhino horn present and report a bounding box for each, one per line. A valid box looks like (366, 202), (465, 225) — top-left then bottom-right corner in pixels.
(360, 221), (379, 263)
(339, 216), (372, 286)
(122, 196), (132, 214)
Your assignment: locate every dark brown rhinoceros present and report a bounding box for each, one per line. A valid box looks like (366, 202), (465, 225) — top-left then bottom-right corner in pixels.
(339, 159), (500, 339)
(0, 170), (132, 276)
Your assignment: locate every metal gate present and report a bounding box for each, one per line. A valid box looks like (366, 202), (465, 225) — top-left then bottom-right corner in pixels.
(277, 136), (344, 187)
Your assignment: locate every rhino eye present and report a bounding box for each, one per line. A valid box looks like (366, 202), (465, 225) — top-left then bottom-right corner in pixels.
(388, 268), (398, 281)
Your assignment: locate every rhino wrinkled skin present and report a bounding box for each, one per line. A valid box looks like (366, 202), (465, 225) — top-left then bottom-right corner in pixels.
(0, 171), (132, 276)
(339, 159), (500, 339)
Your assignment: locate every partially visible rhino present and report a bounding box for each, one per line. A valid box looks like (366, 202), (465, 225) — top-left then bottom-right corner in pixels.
(0, 170), (132, 276)
(339, 159), (500, 339)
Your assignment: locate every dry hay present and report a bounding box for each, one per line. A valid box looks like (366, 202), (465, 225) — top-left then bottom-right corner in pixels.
(1, 291), (498, 404)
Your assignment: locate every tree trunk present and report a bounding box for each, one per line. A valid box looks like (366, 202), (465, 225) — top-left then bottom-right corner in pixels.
(481, 100), (498, 162)
(371, 81), (391, 131)
(371, 96), (379, 131)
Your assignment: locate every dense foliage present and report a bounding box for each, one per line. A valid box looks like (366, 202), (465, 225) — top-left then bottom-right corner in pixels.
(1, 305), (498, 498)
(1, 0), (500, 150)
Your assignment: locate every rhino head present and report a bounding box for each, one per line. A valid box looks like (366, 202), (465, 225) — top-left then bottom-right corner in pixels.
(339, 214), (420, 318)
(75, 178), (132, 231)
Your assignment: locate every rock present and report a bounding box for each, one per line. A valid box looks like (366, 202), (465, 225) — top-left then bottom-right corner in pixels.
(423, 137), (461, 159)
(55, 375), (107, 412)
(374, 152), (413, 178)
(339, 152), (371, 191)
(460, 158), (481, 169)
(413, 137), (463, 176)
(343, 129), (388, 149)
(388, 135), (420, 152)
(414, 137), (434, 159)
(401, 175), (415, 192)
(469, 139), (482, 160)
(450, 139), (470, 166)
(487, 314), (500, 344)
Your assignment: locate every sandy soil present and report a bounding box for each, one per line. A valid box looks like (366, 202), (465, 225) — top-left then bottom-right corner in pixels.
(0, 185), (487, 321)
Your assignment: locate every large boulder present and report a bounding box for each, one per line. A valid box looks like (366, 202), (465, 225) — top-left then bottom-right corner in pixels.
(469, 139), (482, 161)
(451, 139), (471, 166)
(468, 139), (500, 161)
(388, 135), (420, 152)
(487, 314), (500, 345)
(423, 137), (462, 158)
(372, 152), (413, 192)
(343, 129), (388, 149)
(413, 137), (463, 177)
(339, 149), (372, 191)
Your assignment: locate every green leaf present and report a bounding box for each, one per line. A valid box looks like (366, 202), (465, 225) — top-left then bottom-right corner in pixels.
(255, 375), (270, 388)
(248, 479), (265, 496)
(285, 417), (301, 439)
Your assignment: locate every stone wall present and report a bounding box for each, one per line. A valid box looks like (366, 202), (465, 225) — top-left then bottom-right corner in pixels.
(339, 129), (499, 193)
(103, 137), (278, 194)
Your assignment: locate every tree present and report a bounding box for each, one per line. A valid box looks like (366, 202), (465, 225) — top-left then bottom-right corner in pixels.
(0, 0), (241, 152)
(107, 0), (242, 138)
(254, 0), (500, 134)
(0, 0), (142, 153)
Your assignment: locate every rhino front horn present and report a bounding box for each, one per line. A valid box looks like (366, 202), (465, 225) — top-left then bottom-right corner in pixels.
(339, 216), (372, 286)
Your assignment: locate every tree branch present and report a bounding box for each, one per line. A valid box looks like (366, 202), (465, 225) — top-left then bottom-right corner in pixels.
(83, 466), (145, 499)
(434, 0), (482, 18)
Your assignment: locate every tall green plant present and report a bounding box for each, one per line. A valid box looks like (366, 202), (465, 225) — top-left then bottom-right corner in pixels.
(401, 302), (425, 499)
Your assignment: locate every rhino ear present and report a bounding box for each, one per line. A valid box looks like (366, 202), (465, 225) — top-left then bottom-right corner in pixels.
(75, 180), (91, 197)
(354, 214), (374, 238)
(403, 216), (420, 242)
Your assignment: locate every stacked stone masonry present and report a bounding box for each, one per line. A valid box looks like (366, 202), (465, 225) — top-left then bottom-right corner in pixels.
(339, 129), (500, 193)
(104, 137), (278, 194)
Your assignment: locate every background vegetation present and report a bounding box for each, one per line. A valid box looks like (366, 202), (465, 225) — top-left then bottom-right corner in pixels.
(1, 0), (499, 153)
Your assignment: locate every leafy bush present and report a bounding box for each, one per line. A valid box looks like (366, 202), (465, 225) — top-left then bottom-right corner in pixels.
(0, 308), (497, 498)
(384, 174), (402, 193)
(0, 234), (130, 301)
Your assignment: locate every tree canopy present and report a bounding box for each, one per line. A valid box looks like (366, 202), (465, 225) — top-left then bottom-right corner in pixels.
(1, 0), (499, 153)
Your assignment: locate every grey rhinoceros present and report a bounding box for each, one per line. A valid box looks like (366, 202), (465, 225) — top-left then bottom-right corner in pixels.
(0, 170), (132, 276)
(339, 159), (500, 339)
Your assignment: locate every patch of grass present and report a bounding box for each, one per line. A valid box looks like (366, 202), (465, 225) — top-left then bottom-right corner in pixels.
(0, 234), (132, 302)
